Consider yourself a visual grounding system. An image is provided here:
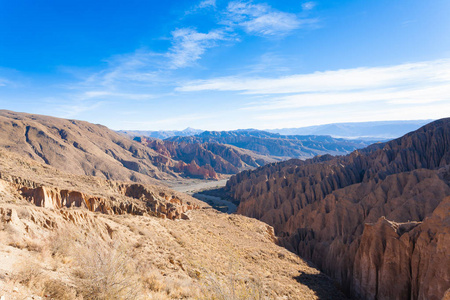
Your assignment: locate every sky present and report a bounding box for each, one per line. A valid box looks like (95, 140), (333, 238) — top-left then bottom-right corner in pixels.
(0, 0), (449, 130)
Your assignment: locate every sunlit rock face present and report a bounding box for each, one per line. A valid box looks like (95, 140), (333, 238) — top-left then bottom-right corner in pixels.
(225, 118), (450, 299)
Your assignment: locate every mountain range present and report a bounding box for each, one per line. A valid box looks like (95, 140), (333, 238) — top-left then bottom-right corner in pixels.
(119, 127), (204, 140)
(121, 120), (431, 141)
(167, 130), (374, 158)
(266, 120), (432, 139)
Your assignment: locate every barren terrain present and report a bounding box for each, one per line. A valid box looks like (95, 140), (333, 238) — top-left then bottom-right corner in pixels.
(0, 143), (346, 299)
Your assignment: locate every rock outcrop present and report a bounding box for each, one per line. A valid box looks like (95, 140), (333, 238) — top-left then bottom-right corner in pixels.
(353, 197), (450, 300)
(225, 118), (450, 299)
(0, 147), (205, 220)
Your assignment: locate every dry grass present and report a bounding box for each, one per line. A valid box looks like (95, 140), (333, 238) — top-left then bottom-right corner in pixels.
(1, 199), (342, 300)
(12, 260), (79, 300)
(72, 238), (142, 300)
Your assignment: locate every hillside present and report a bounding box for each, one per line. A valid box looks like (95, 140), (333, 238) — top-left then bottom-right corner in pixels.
(0, 146), (346, 299)
(167, 129), (374, 159)
(224, 118), (450, 299)
(0, 110), (234, 182)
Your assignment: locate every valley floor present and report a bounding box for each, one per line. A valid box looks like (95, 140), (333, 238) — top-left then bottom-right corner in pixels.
(165, 178), (229, 194)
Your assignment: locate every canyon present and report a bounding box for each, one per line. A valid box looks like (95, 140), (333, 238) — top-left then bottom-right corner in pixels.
(0, 110), (447, 299)
(224, 118), (450, 299)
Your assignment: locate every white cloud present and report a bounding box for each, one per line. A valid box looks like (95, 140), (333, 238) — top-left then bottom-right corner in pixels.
(178, 59), (450, 95)
(55, 101), (106, 119)
(80, 50), (163, 90)
(177, 59), (450, 118)
(167, 28), (228, 69)
(198, 0), (216, 8)
(0, 77), (12, 87)
(302, 2), (316, 11)
(224, 1), (301, 36)
(81, 91), (155, 101)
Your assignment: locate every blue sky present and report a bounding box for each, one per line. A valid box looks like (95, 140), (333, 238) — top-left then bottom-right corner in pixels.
(0, 0), (449, 130)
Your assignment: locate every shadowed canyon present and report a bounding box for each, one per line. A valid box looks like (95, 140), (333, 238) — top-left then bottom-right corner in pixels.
(224, 118), (450, 300)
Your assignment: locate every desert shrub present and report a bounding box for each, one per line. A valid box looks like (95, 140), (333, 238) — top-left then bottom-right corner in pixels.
(47, 224), (82, 258)
(197, 259), (266, 300)
(200, 274), (265, 300)
(13, 260), (79, 300)
(72, 236), (142, 300)
(142, 270), (165, 292)
(41, 279), (79, 300)
(13, 260), (43, 287)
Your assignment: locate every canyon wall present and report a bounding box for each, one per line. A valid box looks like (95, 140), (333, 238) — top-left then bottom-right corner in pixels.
(225, 118), (450, 299)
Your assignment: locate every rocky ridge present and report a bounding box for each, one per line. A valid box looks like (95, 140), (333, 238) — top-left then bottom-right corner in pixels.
(168, 129), (374, 159)
(0, 110), (247, 182)
(225, 118), (450, 299)
(145, 139), (277, 179)
(0, 147), (204, 220)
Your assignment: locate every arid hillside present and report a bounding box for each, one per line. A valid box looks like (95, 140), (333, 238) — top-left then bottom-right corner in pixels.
(225, 118), (450, 300)
(0, 110), (236, 182)
(0, 146), (346, 299)
(0, 110), (179, 184)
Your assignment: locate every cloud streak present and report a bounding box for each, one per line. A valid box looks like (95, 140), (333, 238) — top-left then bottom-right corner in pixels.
(224, 1), (302, 36)
(178, 59), (450, 93)
(198, 0), (216, 8)
(302, 2), (316, 11)
(177, 59), (450, 110)
(167, 28), (229, 69)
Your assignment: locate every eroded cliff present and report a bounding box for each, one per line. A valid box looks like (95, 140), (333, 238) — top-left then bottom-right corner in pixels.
(225, 118), (450, 299)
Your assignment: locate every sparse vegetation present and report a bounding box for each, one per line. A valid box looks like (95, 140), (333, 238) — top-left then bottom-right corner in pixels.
(0, 149), (344, 300)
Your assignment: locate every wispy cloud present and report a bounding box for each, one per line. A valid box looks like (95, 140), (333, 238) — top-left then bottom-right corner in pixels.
(55, 101), (106, 119)
(167, 28), (229, 69)
(224, 1), (302, 36)
(56, 0), (320, 115)
(80, 90), (155, 101)
(198, 0), (216, 8)
(177, 59), (450, 110)
(302, 2), (316, 11)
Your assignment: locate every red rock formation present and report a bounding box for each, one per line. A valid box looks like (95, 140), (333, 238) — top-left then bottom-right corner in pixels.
(172, 160), (219, 180)
(145, 139), (275, 178)
(225, 118), (450, 299)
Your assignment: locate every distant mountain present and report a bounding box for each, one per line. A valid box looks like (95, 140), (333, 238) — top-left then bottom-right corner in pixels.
(119, 127), (204, 139)
(145, 139), (278, 175)
(267, 120), (432, 139)
(167, 129), (375, 159)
